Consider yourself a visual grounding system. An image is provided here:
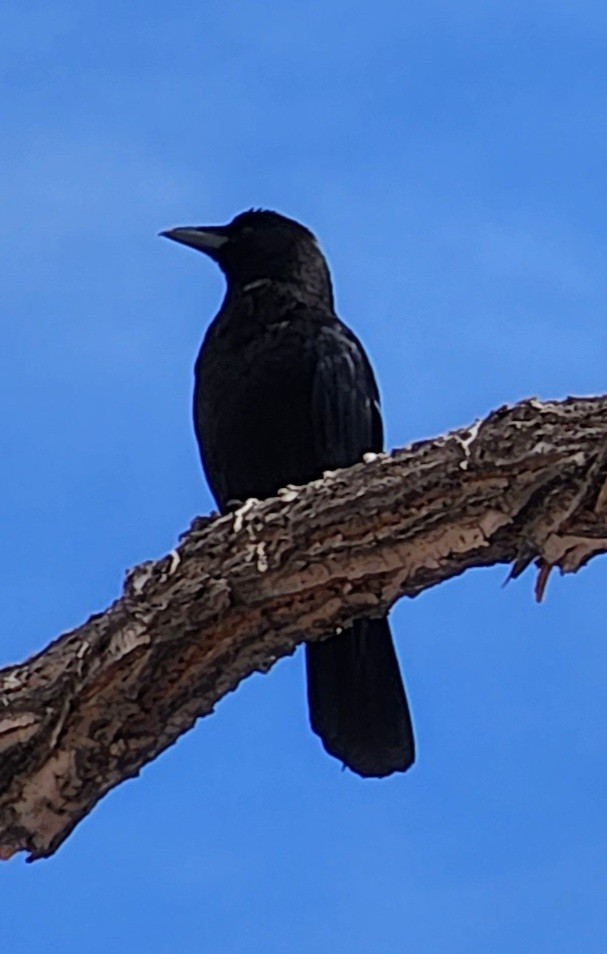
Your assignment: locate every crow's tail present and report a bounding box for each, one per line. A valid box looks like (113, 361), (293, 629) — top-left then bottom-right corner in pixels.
(305, 617), (415, 778)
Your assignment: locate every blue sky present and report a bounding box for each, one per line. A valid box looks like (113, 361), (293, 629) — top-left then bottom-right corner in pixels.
(2, 2), (607, 951)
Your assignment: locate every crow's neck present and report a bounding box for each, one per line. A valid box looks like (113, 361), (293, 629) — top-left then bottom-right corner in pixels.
(226, 258), (335, 312)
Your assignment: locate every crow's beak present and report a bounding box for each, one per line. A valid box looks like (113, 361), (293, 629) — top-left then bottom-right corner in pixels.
(159, 226), (229, 254)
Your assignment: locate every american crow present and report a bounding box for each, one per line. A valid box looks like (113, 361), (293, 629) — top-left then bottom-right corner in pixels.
(161, 209), (415, 778)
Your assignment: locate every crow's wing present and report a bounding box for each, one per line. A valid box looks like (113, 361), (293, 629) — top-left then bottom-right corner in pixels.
(311, 322), (384, 470)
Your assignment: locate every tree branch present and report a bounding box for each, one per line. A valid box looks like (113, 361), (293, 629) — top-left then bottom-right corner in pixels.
(2, 395), (607, 862)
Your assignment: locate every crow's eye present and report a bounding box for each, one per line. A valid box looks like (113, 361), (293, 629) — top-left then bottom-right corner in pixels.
(241, 226), (253, 236)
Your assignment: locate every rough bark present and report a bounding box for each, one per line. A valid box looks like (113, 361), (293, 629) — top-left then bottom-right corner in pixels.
(2, 395), (607, 863)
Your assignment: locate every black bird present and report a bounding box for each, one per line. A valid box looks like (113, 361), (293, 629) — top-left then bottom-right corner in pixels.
(161, 209), (415, 778)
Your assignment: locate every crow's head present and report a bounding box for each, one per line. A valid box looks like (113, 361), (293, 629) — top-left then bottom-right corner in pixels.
(161, 209), (330, 293)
